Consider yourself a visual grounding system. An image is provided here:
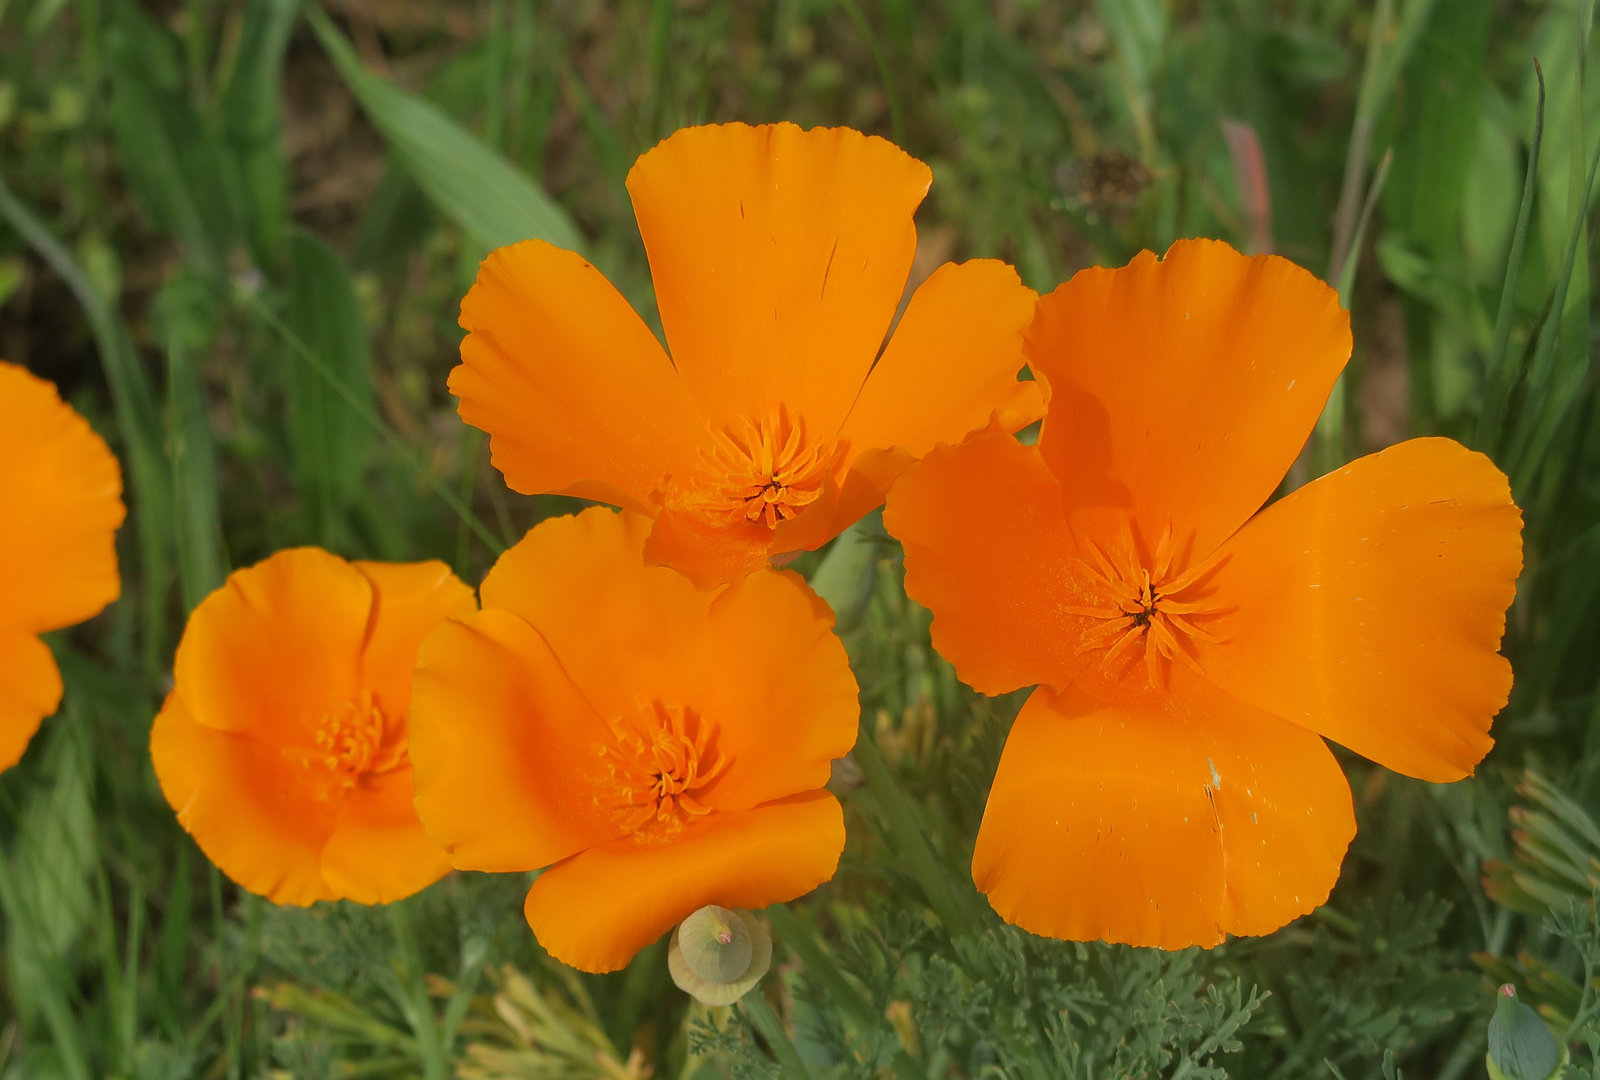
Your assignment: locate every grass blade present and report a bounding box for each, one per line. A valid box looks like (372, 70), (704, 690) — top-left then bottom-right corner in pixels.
(305, 5), (582, 258)
(0, 174), (174, 673)
(284, 228), (375, 547)
(157, 273), (227, 610)
(1476, 61), (1546, 453)
(219, 0), (299, 267)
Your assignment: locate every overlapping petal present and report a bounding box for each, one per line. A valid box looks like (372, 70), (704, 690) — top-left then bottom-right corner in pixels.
(453, 240), (708, 512)
(523, 790), (844, 973)
(0, 361), (124, 635)
(694, 569), (859, 810)
(173, 547), (371, 735)
(1196, 438), (1522, 782)
(479, 507), (714, 720)
(321, 767), (454, 904)
(972, 673), (1353, 948)
(355, 559), (478, 721)
(1029, 239), (1351, 560)
(151, 694), (339, 906)
(0, 632), (63, 771)
(627, 122), (930, 435)
(884, 432), (1099, 694)
(410, 609), (624, 873)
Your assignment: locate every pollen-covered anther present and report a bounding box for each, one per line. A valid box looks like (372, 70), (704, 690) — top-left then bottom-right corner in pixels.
(1067, 523), (1228, 687)
(695, 409), (836, 528)
(286, 690), (400, 798)
(597, 701), (727, 838)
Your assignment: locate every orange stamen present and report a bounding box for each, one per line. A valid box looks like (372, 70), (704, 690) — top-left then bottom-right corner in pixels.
(595, 701), (727, 841)
(1070, 522), (1229, 687)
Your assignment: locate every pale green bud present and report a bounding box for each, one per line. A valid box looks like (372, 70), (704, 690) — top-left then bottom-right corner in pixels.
(1486, 984), (1568, 1080)
(668, 905), (772, 1006)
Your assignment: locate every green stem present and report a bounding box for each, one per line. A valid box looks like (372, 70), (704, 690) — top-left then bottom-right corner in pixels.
(388, 901), (448, 1080)
(741, 992), (811, 1080)
(852, 728), (975, 938)
(1477, 60), (1546, 453)
(237, 288), (508, 554)
(765, 904), (875, 1026)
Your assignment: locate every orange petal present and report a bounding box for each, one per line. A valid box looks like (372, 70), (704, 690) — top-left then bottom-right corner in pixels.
(642, 505), (776, 589)
(480, 508), (716, 720)
(626, 123), (930, 434)
(883, 432), (1099, 694)
(972, 674), (1354, 948)
(1195, 437), (1522, 782)
(523, 790), (843, 973)
(838, 259), (1043, 507)
(409, 610), (624, 872)
(353, 560), (477, 722)
(694, 570), (859, 810)
(1028, 239), (1350, 561)
(452, 240), (708, 512)
(150, 693), (338, 905)
(173, 548), (372, 735)
(0, 632), (62, 771)
(321, 766), (452, 903)
(0, 362), (124, 634)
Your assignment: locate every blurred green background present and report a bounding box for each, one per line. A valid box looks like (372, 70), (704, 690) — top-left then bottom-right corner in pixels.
(2, 1), (1600, 1078)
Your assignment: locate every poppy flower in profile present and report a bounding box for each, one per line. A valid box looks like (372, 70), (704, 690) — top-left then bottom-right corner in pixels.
(450, 121), (1043, 588)
(151, 550), (473, 904)
(0, 362), (124, 771)
(408, 506), (859, 973)
(883, 239), (1523, 948)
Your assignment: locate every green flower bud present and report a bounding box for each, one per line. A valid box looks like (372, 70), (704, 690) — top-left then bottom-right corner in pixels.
(1486, 984), (1568, 1080)
(668, 905), (772, 1006)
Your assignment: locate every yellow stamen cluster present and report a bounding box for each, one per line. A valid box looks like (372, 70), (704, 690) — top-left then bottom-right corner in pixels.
(597, 701), (727, 839)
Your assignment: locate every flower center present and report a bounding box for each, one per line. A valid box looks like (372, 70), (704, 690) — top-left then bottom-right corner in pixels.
(692, 409), (835, 529)
(595, 701), (728, 841)
(1066, 524), (1227, 687)
(284, 690), (403, 800)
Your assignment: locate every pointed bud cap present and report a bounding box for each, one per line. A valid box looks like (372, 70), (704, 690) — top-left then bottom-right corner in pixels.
(1486, 984), (1567, 1080)
(668, 905), (772, 1006)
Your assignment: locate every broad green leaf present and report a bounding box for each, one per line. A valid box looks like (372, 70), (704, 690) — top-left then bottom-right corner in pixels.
(220, 0), (299, 267)
(3, 715), (98, 1061)
(808, 515), (879, 635)
(306, 6), (582, 258)
(103, 0), (239, 271)
(155, 271), (227, 610)
(285, 228), (375, 545)
(1381, 0), (1490, 260)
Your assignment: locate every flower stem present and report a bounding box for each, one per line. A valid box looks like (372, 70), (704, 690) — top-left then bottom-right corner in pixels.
(740, 992), (811, 1080)
(852, 727), (977, 939)
(387, 901), (448, 1080)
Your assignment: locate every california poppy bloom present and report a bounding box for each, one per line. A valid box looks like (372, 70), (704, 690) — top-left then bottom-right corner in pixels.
(450, 121), (1043, 588)
(883, 239), (1522, 947)
(409, 507), (859, 972)
(151, 549), (472, 904)
(0, 362), (124, 770)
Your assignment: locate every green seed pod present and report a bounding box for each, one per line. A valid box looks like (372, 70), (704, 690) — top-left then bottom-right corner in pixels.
(1486, 985), (1568, 1080)
(668, 905), (772, 1006)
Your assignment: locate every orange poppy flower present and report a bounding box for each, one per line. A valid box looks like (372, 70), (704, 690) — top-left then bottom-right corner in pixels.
(882, 239), (1523, 948)
(409, 506), (859, 972)
(151, 549), (473, 904)
(450, 121), (1044, 588)
(0, 361), (124, 770)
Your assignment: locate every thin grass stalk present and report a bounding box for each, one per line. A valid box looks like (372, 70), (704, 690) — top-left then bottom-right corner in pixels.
(740, 992), (812, 1080)
(1477, 61), (1547, 453)
(236, 288), (509, 553)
